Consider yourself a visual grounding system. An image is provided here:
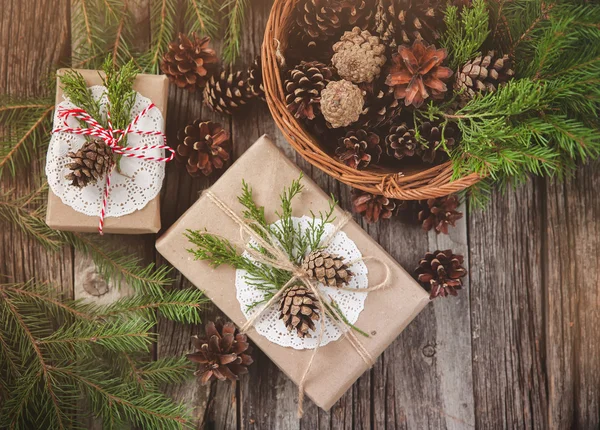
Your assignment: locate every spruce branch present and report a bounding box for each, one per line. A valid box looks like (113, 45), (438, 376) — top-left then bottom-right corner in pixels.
(186, 0), (219, 39)
(221, 0), (248, 65)
(140, 0), (177, 74)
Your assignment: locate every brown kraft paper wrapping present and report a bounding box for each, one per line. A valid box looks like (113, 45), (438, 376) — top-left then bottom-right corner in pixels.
(156, 135), (430, 410)
(45, 69), (169, 234)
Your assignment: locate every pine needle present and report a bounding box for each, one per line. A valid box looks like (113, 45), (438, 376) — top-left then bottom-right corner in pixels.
(221, 0), (248, 65)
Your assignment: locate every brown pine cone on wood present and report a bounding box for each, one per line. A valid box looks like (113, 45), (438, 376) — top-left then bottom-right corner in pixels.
(418, 195), (463, 234)
(247, 55), (265, 102)
(454, 51), (515, 100)
(176, 120), (231, 177)
(335, 129), (382, 169)
(415, 249), (467, 299)
(160, 33), (218, 92)
(385, 123), (418, 160)
(65, 138), (114, 188)
(417, 121), (459, 164)
(284, 61), (334, 120)
(204, 70), (253, 115)
(302, 250), (353, 287)
(351, 189), (398, 223)
(187, 319), (254, 384)
(279, 284), (320, 338)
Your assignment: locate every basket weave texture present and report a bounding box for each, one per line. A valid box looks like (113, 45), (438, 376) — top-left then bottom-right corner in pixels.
(261, 0), (481, 200)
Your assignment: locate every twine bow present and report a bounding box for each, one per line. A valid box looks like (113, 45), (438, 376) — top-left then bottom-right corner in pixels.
(204, 190), (392, 417)
(52, 103), (175, 234)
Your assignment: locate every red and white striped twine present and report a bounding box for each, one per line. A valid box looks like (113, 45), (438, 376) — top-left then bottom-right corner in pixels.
(53, 103), (175, 234)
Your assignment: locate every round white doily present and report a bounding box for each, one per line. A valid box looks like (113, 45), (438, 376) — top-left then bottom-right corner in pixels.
(45, 85), (166, 218)
(235, 216), (369, 350)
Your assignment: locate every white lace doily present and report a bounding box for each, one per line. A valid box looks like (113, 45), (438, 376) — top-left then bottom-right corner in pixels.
(235, 216), (369, 350)
(45, 86), (166, 218)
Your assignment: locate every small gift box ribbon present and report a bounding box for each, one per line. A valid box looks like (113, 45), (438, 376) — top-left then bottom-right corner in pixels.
(204, 189), (392, 417)
(52, 103), (175, 234)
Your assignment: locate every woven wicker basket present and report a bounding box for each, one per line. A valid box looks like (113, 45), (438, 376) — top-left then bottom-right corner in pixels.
(262, 0), (481, 200)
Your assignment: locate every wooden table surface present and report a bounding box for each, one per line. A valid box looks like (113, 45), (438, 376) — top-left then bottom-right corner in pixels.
(1, 0), (599, 429)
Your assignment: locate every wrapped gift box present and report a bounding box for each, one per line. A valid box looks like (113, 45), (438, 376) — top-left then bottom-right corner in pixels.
(156, 135), (430, 410)
(45, 69), (169, 234)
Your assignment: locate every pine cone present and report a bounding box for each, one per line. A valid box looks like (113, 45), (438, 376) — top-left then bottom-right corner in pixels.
(385, 123), (418, 160)
(187, 319), (253, 384)
(418, 195), (463, 234)
(160, 33), (218, 92)
(65, 138), (114, 188)
(374, 0), (395, 47)
(417, 121), (459, 164)
(455, 51), (515, 100)
(356, 83), (402, 128)
(332, 27), (386, 84)
(247, 55), (265, 102)
(284, 61), (334, 120)
(321, 80), (365, 128)
(176, 120), (231, 177)
(203, 70), (253, 115)
(392, 0), (444, 45)
(335, 129), (382, 169)
(279, 284), (320, 338)
(386, 40), (452, 108)
(415, 249), (467, 299)
(302, 250), (353, 287)
(351, 189), (398, 223)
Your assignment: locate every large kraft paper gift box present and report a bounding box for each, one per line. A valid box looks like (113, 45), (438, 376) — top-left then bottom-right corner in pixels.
(156, 135), (430, 410)
(46, 69), (169, 234)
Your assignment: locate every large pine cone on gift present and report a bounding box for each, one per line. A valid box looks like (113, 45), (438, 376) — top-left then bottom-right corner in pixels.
(351, 189), (398, 223)
(65, 138), (114, 188)
(204, 70), (253, 115)
(417, 121), (459, 164)
(386, 40), (453, 108)
(187, 319), (254, 384)
(391, 0), (444, 45)
(418, 195), (463, 234)
(176, 120), (231, 177)
(331, 27), (386, 84)
(302, 250), (353, 287)
(279, 284), (320, 338)
(160, 33), (218, 91)
(415, 249), (467, 299)
(455, 51), (515, 100)
(284, 61), (334, 120)
(335, 129), (382, 169)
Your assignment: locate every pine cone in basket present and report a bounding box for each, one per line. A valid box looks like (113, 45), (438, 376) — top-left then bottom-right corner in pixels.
(417, 120), (459, 164)
(385, 123), (418, 160)
(321, 80), (365, 128)
(356, 82), (402, 128)
(279, 284), (320, 338)
(374, 0), (396, 47)
(160, 33), (218, 92)
(418, 195), (463, 234)
(332, 27), (386, 84)
(386, 40), (453, 108)
(204, 70), (253, 115)
(187, 319), (254, 383)
(65, 138), (114, 188)
(351, 189), (399, 223)
(335, 129), (382, 169)
(391, 0), (444, 45)
(295, 0), (373, 42)
(415, 249), (467, 299)
(302, 250), (353, 287)
(176, 120), (231, 177)
(455, 51), (515, 100)
(284, 61), (334, 120)
(247, 55), (265, 102)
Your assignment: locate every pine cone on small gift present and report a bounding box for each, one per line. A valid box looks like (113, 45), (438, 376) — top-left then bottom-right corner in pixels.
(385, 123), (418, 160)
(302, 250), (353, 287)
(386, 40), (453, 108)
(65, 138), (114, 188)
(279, 284), (320, 338)
(391, 0), (444, 45)
(331, 27), (386, 84)
(284, 61), (334, 120)
(351, 189), (398, 223)
(417, 121), (459, 164)
(418, 194), (463, 234)
(415, 249), (467, 299)
(187, 319), (254, 384)
(160, 33), (218, 92)
(247, 55), (265, 102)
(203, 70), (253, 115)
(321, 80), (365, 128)
(455, 51), (515, 100)
(335, 129), (382, 169)
(176, 120), (231, 177)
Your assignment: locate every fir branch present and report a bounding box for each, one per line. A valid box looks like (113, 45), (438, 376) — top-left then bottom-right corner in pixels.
(59, 69), (103, 124)
(186, 0), (219, 39)
(141, 0), (177, 74)
(100, 56), (138, 134)
(221, 0), (248, 65)
(137, 356), (192, 387)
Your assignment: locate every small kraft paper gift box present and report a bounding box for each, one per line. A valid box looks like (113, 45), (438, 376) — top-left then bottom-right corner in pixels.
(45, 68), (170, 234)
(156, 135), (430, 411)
